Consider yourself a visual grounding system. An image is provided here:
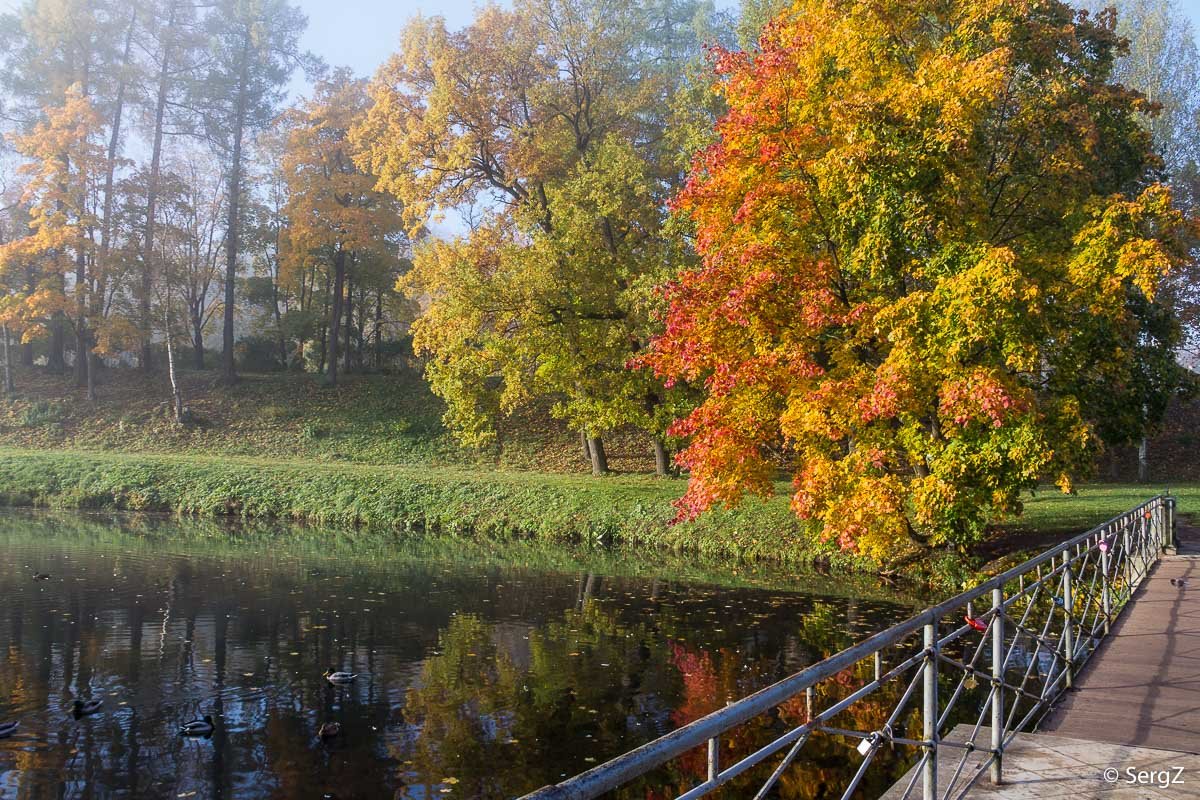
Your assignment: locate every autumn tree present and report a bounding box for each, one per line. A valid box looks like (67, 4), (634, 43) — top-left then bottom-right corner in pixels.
(1075, 0), (1200, 481)
(0, 0), (134, 375)
(278, 70), (405, 387)
(190, 0), (313, 384)
(645, 0), (1194, 558)
(356, 0), (719, 475)
(0, 85), (114, 401)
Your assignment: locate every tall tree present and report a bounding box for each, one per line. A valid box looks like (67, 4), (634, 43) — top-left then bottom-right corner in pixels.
(645, 0), (1193, 558)
(0, 85), (112, 401)
(134, 0), (202, 373)
(191, 0), (312, 383)
(279, 70), (404, 387)
(1080, 0), (1200, 477)
(0, 0), (129, 374)
(356, 0), (717, 475)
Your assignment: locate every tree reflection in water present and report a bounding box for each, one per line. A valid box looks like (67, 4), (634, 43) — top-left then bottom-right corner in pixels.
(0, 510), (919, 799)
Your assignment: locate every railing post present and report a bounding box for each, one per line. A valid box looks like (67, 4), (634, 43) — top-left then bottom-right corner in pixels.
(1166, 494), (1177, 554)
(1062, 551), (1074, 690)
(923, 622), (938, 800)
(707, 737), (719, 784)
(1100, 531), (1112, 635)
(990, 587), (1004, 785)
(1123, 524), (1132, 589)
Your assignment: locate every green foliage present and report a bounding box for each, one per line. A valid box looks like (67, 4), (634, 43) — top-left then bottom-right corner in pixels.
(19, 399), (65, 428)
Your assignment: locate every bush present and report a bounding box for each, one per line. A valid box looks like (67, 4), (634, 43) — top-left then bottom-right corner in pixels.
(20, 400), (66, 428)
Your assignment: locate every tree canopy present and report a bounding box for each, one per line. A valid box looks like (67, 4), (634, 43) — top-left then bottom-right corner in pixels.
(645, 0), (1195, 557)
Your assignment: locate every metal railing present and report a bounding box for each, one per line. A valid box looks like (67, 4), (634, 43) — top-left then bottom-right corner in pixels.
(523, 493), (1177, 800)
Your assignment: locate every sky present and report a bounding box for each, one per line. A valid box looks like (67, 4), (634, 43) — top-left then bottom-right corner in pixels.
(293, 0), (737, 90)
(0, 0), (1197, 93)
(292, 0), (1200, 90)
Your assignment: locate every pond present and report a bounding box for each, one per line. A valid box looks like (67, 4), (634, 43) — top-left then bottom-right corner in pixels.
(0, 510), (923, 799)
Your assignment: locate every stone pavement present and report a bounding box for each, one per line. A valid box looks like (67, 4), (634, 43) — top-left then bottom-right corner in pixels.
(881, 727), (1200, 799)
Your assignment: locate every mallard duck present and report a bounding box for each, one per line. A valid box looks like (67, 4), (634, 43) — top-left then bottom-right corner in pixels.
(32, 573), (50, 581)
(323, 668), (358, 684)
(0, 720), (18, 738)
(179, 715), (214, 736)
(73, 699), (103, 717)
(318, 722), (341, 739)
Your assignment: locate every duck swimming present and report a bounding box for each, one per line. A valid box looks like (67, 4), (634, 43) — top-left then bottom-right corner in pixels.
(73, 699), (103, 717)
(32, 573), (50, 581)
(0, 720), (18, 738)
(179, 715), (214, 736)
(318, 722), (341, 739)
(323, 669), (358, 684)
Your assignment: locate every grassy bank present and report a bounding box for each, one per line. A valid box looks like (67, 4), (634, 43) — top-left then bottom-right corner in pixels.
(0, 367), (1195, 588)
(0, 447), (1193, 590)
(0, 447), (856, 567)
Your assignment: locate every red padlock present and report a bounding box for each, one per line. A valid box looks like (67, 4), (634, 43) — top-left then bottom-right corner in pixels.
(964, 615), (988, 632)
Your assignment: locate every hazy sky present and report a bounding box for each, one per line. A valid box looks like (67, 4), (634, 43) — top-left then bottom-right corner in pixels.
(292, 0), (737, 91)
(291, 0), (1200, 90)
(0, 0), (1197, 93)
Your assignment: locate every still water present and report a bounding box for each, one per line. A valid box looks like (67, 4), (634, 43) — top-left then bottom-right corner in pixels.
(0, 510), (921, 799)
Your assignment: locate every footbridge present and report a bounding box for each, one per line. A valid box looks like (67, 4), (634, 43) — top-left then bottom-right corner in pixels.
(522, 494), (1200, 800)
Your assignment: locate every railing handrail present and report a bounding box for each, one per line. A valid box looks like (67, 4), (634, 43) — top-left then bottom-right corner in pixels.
(524, 493), (1173, 800)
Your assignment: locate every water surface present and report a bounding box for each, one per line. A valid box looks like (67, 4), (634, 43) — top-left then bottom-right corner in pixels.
(0, 510), (921, 799)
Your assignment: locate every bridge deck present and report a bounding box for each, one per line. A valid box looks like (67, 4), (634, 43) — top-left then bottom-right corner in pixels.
(1039, 524), (1200, 754)
(885, 524), (1200, 799)
(959, 523), (1200, 798)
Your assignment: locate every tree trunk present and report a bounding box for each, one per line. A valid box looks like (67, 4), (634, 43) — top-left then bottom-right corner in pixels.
(588, 435), (608, 476)
(653, 437), (671, 478)
(75, 249), (88, 389)
(191, 308), (204, 370)
(3, 325), (14, 393)
(221, 32), (252, 385)
(272, 274), (286, 368)
(99, 7), (135, 360)
(49, 314), (65, 372)
(86, 350), (97, 403)
(20, 269), (34, 366)
(141, 1), (176, 372)
(350, 286), (360, 371)
(342, 272), (352, 375)
(327, 250), (345, 386)
(167, 319), (183, 422)
(373, 290), (382, 369)
(580, 430), (591, 463)
(1138, 436), (1149, 483)
(317, 274), (329, 375)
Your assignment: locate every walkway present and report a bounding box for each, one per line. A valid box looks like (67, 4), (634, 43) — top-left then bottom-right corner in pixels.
(886, 524), (1200, 799)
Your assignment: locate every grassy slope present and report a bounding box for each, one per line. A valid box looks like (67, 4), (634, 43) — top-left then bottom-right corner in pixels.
(0, 366), (665, 473)
(0, 365), (1193, 583)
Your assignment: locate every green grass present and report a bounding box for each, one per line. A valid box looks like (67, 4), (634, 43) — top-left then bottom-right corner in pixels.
(0, 447), (858, 569)
(0, 446), (1191, 590)
(0, 367), (1194, 588)
(0, 367), (664, 473)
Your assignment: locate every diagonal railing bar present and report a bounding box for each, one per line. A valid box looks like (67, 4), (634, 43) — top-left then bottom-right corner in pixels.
(521, 494), (1175, 800)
